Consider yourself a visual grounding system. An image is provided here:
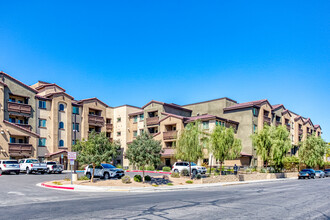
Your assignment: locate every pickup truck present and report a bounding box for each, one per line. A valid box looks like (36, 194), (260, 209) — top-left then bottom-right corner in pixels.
(19, 159), (48, 174)
(46, 161), (64, 174)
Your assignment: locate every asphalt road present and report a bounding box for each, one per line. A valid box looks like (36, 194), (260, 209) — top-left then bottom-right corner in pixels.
(0, 173), (329, 219)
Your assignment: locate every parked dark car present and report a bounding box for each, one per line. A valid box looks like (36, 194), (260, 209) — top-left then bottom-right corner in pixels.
(324, 169), (330, 177)
(298, 169), (316, 179)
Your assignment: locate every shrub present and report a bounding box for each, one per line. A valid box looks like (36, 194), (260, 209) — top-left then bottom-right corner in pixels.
(180, 169), (189, 177)
(64, 177), (70, 181)
(201, 162), (208, 168)
(121, 175), (131, 184)
(139, 166), (144, 171)
(260, 168), (267, 173)
(134, 174), (142, 182)
(185, 180), (193, 184)
(116, 164), (123, 169)
(214, 172), (220, 176)
(144, 175), (151, 181)
(171, 172), (180, 178)
(162, 166), (171, 172)
(53, 181), (63, 185)
(167, 183), (174, 186)
(146, 165), (155, 171)
(196, 174), (202, 179)
(152, 184), (159, 187)
(78, 175), (90, 181)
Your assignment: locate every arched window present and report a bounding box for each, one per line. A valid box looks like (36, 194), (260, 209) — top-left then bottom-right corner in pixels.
(59, 122), (64, 129)
(59, 140), (64, 147)
(59, 103), (65, 111)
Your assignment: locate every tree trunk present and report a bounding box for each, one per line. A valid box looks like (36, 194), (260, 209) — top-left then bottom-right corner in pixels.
(219, 162), (223, 176)
(92, 163), (95, 183)
(142, 166), (145, 183)
(189, 161), (192, 177)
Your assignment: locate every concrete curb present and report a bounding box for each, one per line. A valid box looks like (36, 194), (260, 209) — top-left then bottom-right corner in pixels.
(126, 170), (172, 174)
(37, 177), (297, 193)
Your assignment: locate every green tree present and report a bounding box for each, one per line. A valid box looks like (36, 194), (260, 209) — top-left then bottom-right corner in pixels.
(209, 125), (242, 175)
(175, 121), (205, 176)
(299, 135), (328, 168)
(251, 124), (272, 168)
(126, 133), (162, 182)
(283, 156), (300, 171)
(72, 131), (121, 182)
(271, 125), (292, 171)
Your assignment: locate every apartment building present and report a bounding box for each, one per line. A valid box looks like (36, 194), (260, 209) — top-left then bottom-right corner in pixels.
(0, 71), (323, 169)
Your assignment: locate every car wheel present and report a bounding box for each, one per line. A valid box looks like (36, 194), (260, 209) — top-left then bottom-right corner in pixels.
(313, 176), (316, 179)
(174, 169), (179, 173)
(103, 172), (110, 180)
(58, 171), (62, 174)
(0, 169), (2, 175)
(298, 176), (301, 179)
(40, 171), (45, 175)
(118, 176), (122, 179)
(26, 168), (30, 174)
(192, 170), (197, 176)
(308, 176), (311, 179)
(16, 171), (20, 175)
(86, 173), (91, 179)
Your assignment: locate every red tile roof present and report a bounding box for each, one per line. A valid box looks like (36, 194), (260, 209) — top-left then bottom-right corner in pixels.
(0, 71), (38, 93)
(45, 150), (68, 157)
(281, 109), (292, 117)
(182, 97), (237, 106)
(3, 120), (40, 137)
(184, 114), (239, 124)
(128, 110), (144, 116)
(35, 83), (66, 92)
(43, 92), (74, 100)
(223, 99), (270, 111)
(272, 104), (286, 110)
(314, 124), (321, 129)
(240, 152), (252, 157)
(142, 100), (192, 112)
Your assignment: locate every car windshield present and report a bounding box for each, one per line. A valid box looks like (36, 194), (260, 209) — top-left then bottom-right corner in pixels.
(101, 163), (116, 169)
(190, 162), (197, 166)
(47, 162), (56, 165)
(301, 169), (310, 172)
(315, 171), (320, 173)
(3, 161), (18, 164)
(31, 160), (39, 163)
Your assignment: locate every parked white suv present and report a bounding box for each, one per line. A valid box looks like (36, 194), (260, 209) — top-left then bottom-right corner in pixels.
(0, 160), (20, 175)
(172, 162), (207, 175)
(84, 163), (125, 179)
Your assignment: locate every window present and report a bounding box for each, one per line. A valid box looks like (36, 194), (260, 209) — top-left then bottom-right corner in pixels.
(106, 118), (111, 124)
(106, 132), (111, 138)
(117, 117), (121, 122)
(72, 123), (79, 131)
(117, 131), (121, 136)
(9, 118), (16, 123)
(140, 129), (144, 134)
(18, 100), (23, 104)
(133, 116), (138, 123)
(59, 122), (64, 129)
(18, 119), (24, 124)
(133, 130), (138, 137)
(59, 140), (64, 147)
(203, 121), (209, 129)
(253, 108), (258, 116)
(39, 138), (46, 146)
(39, 119), (46, 128)
(139, 114), (144, 120)
(9, 97), (16, 102)
(59, 104), (65, 111)
(10, 137), (16, 143)
(253, 124), (257, 133)
(72, 106), (79, 114)
(39, 100), (46, 109)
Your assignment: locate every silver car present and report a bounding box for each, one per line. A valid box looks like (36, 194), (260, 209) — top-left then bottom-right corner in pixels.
(315, 170), (325, 178)
(84, 163), (125, 180)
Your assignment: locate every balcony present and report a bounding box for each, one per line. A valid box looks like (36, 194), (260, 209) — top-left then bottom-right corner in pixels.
(263, 115), (271, 125)
(8, 102), (31, 114)
(299, 129), (303, 136)
(146, 117), (159, 126)
(106, 123), (113, 130)
(88, 115), (104, 127)
(275, 121), (281, 126)
(8, 143), (32, 156)
(163, 130), (177, 140)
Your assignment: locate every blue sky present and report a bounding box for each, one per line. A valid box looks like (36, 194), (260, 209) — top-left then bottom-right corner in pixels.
(0, 1), (329, 141)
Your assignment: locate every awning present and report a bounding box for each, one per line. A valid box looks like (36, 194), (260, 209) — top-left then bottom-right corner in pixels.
(240, 152), (252, 157)
(45, 150), (67, 157)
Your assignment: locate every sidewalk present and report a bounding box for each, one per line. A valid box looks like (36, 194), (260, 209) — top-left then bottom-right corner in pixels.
(37, 177), (297, 193)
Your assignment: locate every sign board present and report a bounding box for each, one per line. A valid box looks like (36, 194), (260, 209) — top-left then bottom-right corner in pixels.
(68, 152), (77, 160)
(327, 157), (330, 162)
(70, 159), (75, 165)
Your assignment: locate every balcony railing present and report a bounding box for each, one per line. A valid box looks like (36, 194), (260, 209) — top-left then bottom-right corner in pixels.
(8, 143), (32, 156)
(163, 130), (177, 140)
(106, 123), (113, 130)
(8, 102), (32, 114)
(263, 115), (271, 125)
(88, 115), (104, 127)
(146, 117), (159, 126)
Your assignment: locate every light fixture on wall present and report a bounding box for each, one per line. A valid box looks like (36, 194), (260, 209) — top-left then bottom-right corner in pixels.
(0, 129), (4, 134)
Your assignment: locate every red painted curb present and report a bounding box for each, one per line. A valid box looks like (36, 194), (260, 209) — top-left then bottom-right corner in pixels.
(126, 170), (172, 175)
(41, 182), (74, 190)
